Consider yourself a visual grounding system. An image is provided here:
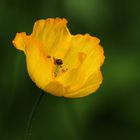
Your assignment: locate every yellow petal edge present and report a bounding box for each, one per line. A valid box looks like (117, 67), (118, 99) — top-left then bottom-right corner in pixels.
(12, 18), (105, 98)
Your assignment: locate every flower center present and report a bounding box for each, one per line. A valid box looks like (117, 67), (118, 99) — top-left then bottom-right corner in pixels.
(47, 55), (68, 77)
(54, 58), (63, 65)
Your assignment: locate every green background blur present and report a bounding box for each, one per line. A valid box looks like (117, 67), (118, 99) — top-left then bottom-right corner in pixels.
(1, 0), (140, 140)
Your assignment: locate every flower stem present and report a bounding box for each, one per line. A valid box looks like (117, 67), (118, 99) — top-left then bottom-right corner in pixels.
(24, 91), (45, 140)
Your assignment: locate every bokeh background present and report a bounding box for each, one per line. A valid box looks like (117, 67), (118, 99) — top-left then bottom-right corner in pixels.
(0, 0), (140, 140)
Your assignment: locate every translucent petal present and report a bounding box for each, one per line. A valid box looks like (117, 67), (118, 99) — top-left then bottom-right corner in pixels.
(58, 34), (104, 94)
(12, 32), (27, 52)
(31, 18), (71, 59)
(13, 33), (54, 90)
(62, 34), (100, 69)
(79, 44), (104, 78)
(45, 81), (65, 96)
(57, 66), (86, 92)
(64, 71), (103, 98)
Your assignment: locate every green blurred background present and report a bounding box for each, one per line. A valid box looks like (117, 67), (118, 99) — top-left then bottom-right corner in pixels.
(0, 0), (140, 140)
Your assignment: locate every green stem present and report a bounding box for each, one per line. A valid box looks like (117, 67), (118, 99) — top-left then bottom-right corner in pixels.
(24, 91), (45, 140)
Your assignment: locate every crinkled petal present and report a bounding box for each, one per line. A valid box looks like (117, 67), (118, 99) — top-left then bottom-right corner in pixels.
(31, 18), (71, 59)
(12, 33), (54, 91)
(12, 32), (27, 52)
(58, 34), (104, 95)
(63, 34), (100, 69)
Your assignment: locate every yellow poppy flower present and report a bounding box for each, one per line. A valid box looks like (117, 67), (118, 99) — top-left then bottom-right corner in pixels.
(12, 18), (105, 98)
